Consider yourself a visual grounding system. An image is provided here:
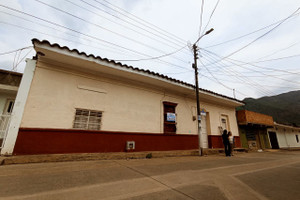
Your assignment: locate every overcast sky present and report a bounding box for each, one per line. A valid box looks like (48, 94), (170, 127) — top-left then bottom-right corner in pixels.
(0, 0), (299, 100)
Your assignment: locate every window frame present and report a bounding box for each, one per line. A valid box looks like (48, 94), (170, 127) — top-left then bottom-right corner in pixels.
(73, 108), (103, 131)
(163, 101), (177, 134)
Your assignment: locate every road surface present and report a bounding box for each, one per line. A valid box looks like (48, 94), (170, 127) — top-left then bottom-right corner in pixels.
(0, 150), (299, 200)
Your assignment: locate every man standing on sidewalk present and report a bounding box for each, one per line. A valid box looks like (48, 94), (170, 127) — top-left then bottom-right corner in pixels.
(222, 129), (230, 157)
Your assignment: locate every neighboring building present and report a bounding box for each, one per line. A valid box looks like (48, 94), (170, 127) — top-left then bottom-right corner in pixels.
(237, 110), (273, 150)
(0, 69), (22, 148)
(1, 39), (243, 155)
(268, 123), (300, 149)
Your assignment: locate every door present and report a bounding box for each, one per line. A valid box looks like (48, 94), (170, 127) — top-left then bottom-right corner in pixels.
(268, 132), (279, 149)
(163, 102), (177, 134)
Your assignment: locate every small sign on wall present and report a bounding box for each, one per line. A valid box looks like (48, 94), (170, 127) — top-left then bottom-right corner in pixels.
(167, 113), (176, 122)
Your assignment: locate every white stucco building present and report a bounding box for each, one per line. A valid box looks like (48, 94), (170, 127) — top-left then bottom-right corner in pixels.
(268, 122), (300, 149)
(0, 69), (22, 148)
(1, 39), (244, 155)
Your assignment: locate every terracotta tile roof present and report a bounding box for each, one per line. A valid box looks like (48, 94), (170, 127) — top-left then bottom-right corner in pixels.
(32, 38), (244, 104)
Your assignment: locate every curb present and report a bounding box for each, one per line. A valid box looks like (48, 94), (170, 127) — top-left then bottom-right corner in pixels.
(0, 148), (247, 165)
(0, 150), (199, 165)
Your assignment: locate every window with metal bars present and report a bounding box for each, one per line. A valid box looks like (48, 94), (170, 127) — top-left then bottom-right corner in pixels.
(73, 109), (102, 130)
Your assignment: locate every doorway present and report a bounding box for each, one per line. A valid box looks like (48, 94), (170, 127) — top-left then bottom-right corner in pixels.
(268, 132), (279, 149)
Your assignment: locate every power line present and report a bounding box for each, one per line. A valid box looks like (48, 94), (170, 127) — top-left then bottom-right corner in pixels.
(12, 48), (33, 71)
(101, 0), (187, 44)
(0, 46), (32, 56)
(198, 0), (205, 37)
(164, 70), (193, 75)
(255, 42), (300, 61)
(200, 74), (300, 89)
(0, 10), (141, 56)
(202, 49), (300, 77)
(114, 45), (188, 62)
(200, 51), (276, 96)
(223, 7), (300, 59)
(0, 5), (191, 71)
(33, 0), (189, 65)
(198, 58), (233, 91)
(202, 50), (300, 84)
(201, 50), (299, 96)
(81, 0), (189, 53)
(201, 50), (300, 73)
(201, 0), (220, 36)
(0, 5), (146, 56)
(205, 9), (300, 48)
(63, 0), (187, 54)
(199, 72), (248, 98)
(0, 20), (190, 72)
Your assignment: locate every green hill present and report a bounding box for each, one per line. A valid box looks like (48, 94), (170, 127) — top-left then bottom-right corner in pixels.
(237, 90), (300, 126)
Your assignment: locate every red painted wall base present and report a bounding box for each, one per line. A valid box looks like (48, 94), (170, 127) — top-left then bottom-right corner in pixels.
(208, 135), (241, 149)
(13, 128), (199, 155)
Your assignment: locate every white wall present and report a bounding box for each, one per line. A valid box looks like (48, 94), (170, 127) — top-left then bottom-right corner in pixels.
(269, 127), (300, 148)
(21, 61), (240, 136)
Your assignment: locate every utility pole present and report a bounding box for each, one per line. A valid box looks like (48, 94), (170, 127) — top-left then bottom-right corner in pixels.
(192, 28), (214, 156)
(192, 44), (202, 156)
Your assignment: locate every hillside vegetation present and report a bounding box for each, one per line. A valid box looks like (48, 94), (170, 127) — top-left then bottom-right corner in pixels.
(237, 90), (300, 127)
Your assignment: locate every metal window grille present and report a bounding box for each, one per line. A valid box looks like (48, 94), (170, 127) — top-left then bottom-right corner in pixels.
(73, 109), (102, 130)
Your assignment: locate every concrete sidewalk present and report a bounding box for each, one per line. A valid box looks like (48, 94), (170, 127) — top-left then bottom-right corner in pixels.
(0, 148), (251, 165)
(0, 150), (199, 165)
(0, 148), (248, 165)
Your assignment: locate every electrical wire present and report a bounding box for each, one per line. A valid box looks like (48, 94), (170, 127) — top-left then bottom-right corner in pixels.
(198, 58), (233, 91)
(0, 10), (140, 56)
(205, 9), (300, 48)
(0, 5), (191, 71)
(0, 46), (32, 56)
(202, 50), (300, 89)
(12, 48), (33, 71)
(202, 49), (300, 77)
(198, 0), (205, 37)
(202, 51), (299, 97)
(223, 7), (300, 59)
(33, 0), (189, 65)
(100, 0), (187, 44)
(0, 20), (190, 72)
(201, 0), (220, 36)
(200, 51), (276, 96)
(114, 45), (188, 62)
(255, 42), (300, 61)
(63, 0), (187, 54)
(199, 73), (248, 98)
(81, 0), (189, 54)
(200, 74), (300, 89)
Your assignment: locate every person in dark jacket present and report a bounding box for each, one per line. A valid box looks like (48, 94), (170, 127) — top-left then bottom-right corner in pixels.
(222, 129), (230, 157)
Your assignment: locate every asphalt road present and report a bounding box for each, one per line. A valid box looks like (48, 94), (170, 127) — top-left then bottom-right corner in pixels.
(0, 150), (299, 200)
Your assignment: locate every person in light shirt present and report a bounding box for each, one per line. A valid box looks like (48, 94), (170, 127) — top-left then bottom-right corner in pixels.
(228, 131), (234, 156)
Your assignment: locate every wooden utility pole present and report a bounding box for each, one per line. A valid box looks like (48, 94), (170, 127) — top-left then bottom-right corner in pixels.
(192, 44), (202, 156)
(192, 28), (214, 156)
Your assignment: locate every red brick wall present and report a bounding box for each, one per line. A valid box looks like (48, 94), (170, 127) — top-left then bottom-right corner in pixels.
(236, 110), (274, 126)
(13, 128), (199, 155)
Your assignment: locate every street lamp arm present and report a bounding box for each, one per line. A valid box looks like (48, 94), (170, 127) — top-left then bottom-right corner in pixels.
(194, 28), (214, 44)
